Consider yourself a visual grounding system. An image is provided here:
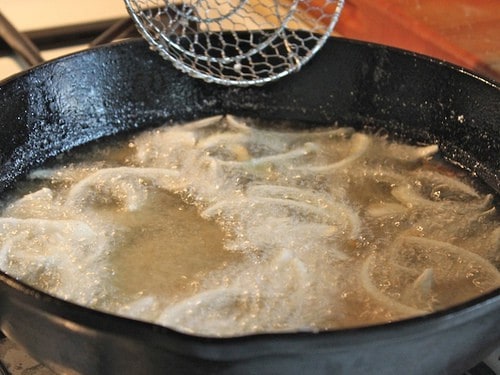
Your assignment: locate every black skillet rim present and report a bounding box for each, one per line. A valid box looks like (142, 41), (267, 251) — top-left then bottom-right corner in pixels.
(0, 36), (498, 360)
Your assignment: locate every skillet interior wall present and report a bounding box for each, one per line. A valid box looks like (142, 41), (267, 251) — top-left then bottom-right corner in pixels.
(0, 36), (498, 195)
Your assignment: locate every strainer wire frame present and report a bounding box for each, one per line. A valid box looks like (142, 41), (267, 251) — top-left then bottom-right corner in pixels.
(148, 2), (301, 66)
(124, 0), (345, 86)
(173, 0), (249, 24)
(163, 0), (302, 65)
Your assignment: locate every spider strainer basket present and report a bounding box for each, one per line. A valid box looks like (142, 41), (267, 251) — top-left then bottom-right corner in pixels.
(124, 0), (344, 86)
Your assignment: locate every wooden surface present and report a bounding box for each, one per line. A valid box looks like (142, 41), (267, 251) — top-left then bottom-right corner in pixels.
(314, 0), (500, 81)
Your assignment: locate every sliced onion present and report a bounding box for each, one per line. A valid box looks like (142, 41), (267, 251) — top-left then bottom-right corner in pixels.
(65, 167), (180, 211)
(296, 133), (371, 173)
(360, 254), (428, 316)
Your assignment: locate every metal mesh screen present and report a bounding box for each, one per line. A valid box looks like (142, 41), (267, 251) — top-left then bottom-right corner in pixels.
(124, 0), (344, 86)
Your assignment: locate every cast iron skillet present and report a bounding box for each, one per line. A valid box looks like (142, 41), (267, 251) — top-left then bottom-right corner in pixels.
(0, 36), (498, 375)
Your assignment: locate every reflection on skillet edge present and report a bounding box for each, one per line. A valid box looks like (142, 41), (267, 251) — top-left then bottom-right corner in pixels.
(0, 115), (499, 338)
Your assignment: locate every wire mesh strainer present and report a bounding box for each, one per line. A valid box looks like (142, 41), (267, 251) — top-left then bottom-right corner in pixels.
(124, 0), (344, 86)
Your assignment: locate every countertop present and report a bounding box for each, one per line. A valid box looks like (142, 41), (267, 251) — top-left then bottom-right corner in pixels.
(335, 0), (500, 81)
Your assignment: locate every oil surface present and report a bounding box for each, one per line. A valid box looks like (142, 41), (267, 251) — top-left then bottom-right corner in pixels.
(0, 115), (498, 336)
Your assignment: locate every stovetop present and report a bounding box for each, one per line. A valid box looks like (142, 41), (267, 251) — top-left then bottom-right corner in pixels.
(0, 0), (498, 374)
(0, 0), (128, 79)
(1, 332), (499, 375)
